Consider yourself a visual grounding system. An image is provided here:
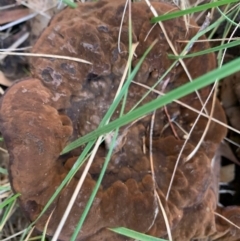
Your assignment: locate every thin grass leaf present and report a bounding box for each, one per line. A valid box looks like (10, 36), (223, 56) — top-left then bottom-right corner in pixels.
(28, 236), (43, 241)
(0, 193), (20, 209)
(109, 227), (168, 241)
(0, 184), (10, 191)
(0, 167), (8, 175)
(208, 4), (236, 39)
(0, 52), (92, 65)
(216, 7), (240, 65)
(168, 40), (240, 59)
(216, 6), (240, 27)
(0, 137), (3, 141)
(70, 130), (119, 241)
(0, 197), (16, 231)
(20, 226), (35, 241)
(41, 210), (54, 241)
(67, 151), (92, 184)
(151, 0), (239, 22)
(1, 229), (28, 241)
(61, 57), (240, 152)
(62, 0), (77, 8)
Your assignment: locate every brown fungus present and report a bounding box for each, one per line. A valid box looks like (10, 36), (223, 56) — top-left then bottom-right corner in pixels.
(0, 1), (235, 241)
(221, 71), (240, 131)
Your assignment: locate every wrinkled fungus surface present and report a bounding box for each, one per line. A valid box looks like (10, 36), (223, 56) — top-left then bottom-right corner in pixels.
(0, 1), (238, 240)
(221, 71), (240, 131)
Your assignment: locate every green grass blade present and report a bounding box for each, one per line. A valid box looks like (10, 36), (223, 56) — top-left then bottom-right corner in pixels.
(0, 197), (17, 231)
(62, 0), (77, 8)
(168, 40), (240, 59)
(151, 0), (239, 22)
(109, 227), (168, 241)
(61, 40), (157, 154)
(0, 193), (20, 209)
(70, 130), (119, 241)
(41, 211), (54, 241)
(216, 6), (240, 27)
(28, 236), (44, 241)
(61, 57), (240, 151)
(0, 167), (8, 175)
(0, 184), (10, 191)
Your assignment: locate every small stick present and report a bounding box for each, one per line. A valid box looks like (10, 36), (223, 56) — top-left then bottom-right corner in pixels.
(164, 106), (180, 139)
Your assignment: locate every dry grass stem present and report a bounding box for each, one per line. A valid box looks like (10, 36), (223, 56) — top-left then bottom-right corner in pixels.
(148, 111), (160, 228)
(0, 52), (92, 65)
(149, 109), (173, 240)
(23, 226), (35, 241)
(224, 137), (240, 149)
(177, 37), (240, 42)
(214, 212), (240, 230)
(155, 190), (173, 241)
(144, 0), (208, 114)
(0, 4), (19, 11)
(118, 0), (129, 53)
(0, 147), (8, 153)
(144, 23), (158, 42)
(186, 84), (217, 161)
(164, 106), (180, 139)
(132, 81), (240, 135)
(1, 229), (27, 241)
(172, 120), (189, 136)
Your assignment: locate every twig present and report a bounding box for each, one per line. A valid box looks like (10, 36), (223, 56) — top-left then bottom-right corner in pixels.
(0, 52), (92, 65)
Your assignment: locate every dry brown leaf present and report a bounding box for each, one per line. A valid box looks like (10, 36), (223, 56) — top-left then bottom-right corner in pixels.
(0, 8), (30, 25)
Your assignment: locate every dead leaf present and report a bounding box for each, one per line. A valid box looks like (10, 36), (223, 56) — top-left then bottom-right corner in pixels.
(0, 8), (30, 25)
